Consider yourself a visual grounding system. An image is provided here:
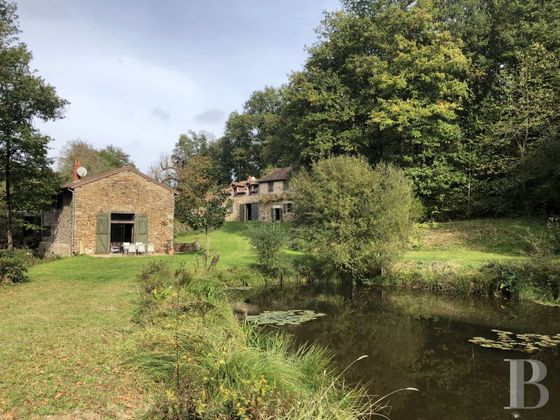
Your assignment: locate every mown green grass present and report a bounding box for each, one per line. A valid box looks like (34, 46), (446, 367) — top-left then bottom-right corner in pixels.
(177, 221), (256, 267)
(0, 259), (149, 417)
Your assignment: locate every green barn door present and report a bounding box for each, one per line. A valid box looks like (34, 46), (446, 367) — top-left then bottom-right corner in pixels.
(251, 203), (259, 221)
(96, 213), (110, 254)
(239, 204), (245, 221)
(135, 214), (148, 243)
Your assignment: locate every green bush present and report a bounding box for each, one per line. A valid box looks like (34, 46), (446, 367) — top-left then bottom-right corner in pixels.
(0, 250), (30, 283)
(246, 222), (290, 274)
(293, 156), (421, 280)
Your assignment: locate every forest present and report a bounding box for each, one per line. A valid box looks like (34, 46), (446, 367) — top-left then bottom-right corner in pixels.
(180, 0), (560, 220)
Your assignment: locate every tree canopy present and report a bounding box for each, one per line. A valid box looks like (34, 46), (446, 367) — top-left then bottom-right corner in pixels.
(57, 140), (135, 182)
(209, 0), (560, 219)
(0, 0), (67, 248)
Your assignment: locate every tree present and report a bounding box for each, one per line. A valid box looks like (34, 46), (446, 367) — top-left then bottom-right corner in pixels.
(57, 140), (134, 182)
(174, 155), (231, 263)
(474, 44), (560, 214)
(272, 0), (469, 218)
(0, 1), (68, 249)
(433, 0), (560, 215)
(293, 156), (420, 280)
(219, 87), (285, 180)
(149, 130), (215, 187)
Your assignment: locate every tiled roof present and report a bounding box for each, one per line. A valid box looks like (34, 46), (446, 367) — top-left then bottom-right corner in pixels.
(61, 166), (175, 193)
(258, 167), (292, 182)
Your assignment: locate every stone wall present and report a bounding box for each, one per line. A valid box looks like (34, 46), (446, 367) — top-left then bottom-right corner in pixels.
(260, 199), (295, 222)
(226, 193), (259, 221)
(40, 190), (74, 256)
(259, 180), (289, 196)
(73, 170), (174, 254)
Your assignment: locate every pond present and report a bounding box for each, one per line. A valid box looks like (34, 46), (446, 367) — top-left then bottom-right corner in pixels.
(240, 283), (560, 419)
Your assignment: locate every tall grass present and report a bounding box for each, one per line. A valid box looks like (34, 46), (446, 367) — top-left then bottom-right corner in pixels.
(381, 259), (560, 302)
(133, 262), (382, 419)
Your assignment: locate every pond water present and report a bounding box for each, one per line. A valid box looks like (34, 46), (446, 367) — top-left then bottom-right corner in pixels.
(242, 283), (560, 419)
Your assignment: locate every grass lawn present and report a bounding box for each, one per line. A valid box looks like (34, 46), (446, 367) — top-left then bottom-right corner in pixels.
(0, 218), (551, 416)
(0, 256), (194, 417)
(403, 218), (550, 266)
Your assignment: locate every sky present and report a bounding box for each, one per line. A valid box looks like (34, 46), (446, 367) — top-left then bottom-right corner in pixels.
(16, 0), (340, 171)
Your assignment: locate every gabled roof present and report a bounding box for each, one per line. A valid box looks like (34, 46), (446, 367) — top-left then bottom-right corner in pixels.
(258, 167), (292, 182)
(62, 166), (175, 193)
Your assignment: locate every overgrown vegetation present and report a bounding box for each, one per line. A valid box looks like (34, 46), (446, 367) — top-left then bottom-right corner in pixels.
(0, 249), (30, 283)
(246, 222), (290, 274)
(133, 262), (378, 419)
(382, 260), (560, 303)
(293, 157), (420, 279)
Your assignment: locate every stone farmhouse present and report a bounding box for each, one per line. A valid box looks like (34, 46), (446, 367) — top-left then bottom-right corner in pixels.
(226, 167), (294, 222)
(40, 165), (175, 256)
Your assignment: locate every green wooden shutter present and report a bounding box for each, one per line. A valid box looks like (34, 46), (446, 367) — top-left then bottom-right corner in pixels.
(135, 214), (148, 243)
(251, 203), (259, 221)
(239, 204), (245, 221)
(95, 213), (110, 254)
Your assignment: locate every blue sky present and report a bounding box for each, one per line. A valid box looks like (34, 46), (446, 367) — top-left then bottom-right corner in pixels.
(16, 0), (340, 170)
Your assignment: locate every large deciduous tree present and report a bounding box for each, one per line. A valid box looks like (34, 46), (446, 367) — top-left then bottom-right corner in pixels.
(57, 140), (134, 182)
(0, 1), (68, 249)
(275, 0), (470, 218)
(218, 87), (285, 181)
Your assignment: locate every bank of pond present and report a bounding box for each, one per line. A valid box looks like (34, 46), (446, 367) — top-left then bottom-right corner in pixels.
(133, 261), (560, 419)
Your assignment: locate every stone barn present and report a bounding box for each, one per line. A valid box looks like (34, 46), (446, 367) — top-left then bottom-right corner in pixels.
(40, 166), (175, 256)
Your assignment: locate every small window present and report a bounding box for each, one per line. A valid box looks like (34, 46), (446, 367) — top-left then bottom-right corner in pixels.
(268, 182), (274, 192)
(286, 202), (293, 214)
(283, 180), (289, 191)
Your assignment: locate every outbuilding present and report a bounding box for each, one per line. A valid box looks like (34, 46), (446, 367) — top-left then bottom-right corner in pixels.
(40, 165), (175, 256)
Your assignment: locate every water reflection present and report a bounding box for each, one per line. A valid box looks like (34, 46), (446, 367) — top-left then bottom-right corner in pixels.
(243, 284), (560, 419)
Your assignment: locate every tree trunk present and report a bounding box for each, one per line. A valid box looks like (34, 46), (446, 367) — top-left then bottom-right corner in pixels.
(204, 226), (210, 267)
(5, 138), (13, 250)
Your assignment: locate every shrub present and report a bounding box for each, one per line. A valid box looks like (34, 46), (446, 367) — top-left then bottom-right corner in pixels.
(0, 250), (30, 283)
(246, 222), (290, 274)
(293, 156), (421, 280)
(546, 216), (560, 253)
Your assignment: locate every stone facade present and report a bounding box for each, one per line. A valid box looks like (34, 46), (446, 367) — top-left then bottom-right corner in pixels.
(40, 167), (175, 256)
(226, 193), (259, 222)
(227, 168), (294, 223)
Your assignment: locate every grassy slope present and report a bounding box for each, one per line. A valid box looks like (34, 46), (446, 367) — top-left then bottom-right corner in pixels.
(0, 218), (548, 416)
(403, 218), (549, 266)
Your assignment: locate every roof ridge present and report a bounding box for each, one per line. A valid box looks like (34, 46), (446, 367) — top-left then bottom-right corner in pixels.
(62, 166), (175, 193)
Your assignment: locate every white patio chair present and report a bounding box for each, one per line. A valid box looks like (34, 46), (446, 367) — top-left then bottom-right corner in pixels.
(147, 243), (155, 255)
(122, 242), (130, 254)
(128, 244), (137, 255)
(137, 243), (146, 255)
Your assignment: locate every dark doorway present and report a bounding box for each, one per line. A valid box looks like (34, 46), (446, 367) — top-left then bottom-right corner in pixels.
(244, 203), (259, 221)
(110, 213), (134, 251)
(273, 207), (282, 222)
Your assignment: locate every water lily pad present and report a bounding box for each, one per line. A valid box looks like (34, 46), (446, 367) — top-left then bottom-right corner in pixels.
(246, 310), (326, 326)
(469, 330), (560, 354)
